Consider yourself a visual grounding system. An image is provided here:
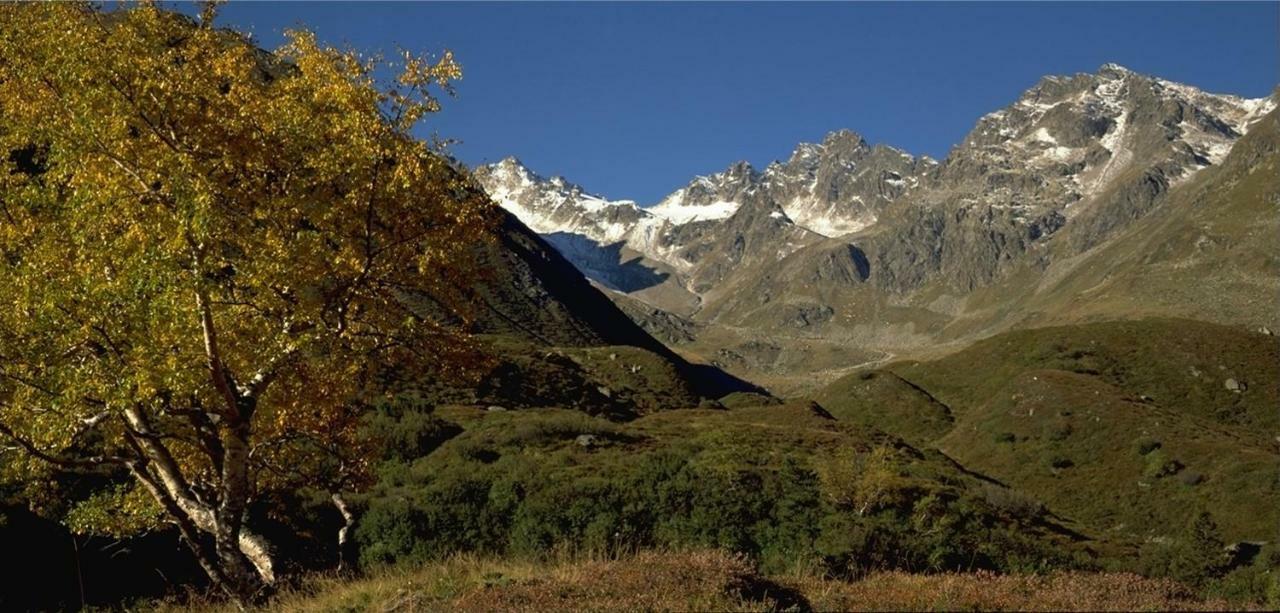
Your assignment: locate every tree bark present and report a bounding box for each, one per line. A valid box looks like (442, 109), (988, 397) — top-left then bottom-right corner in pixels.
(126, 456), (240, 604)
(213, 413), (267, 601)
(123, 405), (276, 598)
(332, 492), (356, 573)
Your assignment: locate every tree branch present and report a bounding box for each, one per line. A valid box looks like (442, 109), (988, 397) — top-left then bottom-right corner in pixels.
(189, 241), (242, 418)
(241, 345), (300, 401)
(0, 420), (128, 469)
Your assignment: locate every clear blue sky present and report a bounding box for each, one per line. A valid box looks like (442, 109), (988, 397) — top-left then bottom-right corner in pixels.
(207, 1), (1278, 204)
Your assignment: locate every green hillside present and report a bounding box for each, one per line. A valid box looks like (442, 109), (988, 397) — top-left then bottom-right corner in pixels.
(352, 399), (1090, 577)
(819, 319), (1280, 545)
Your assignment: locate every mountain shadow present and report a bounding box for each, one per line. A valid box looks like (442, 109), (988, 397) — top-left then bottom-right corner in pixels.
(543, 231), (670, 292)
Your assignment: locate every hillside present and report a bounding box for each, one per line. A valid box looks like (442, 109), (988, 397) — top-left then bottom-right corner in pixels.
(817, 319), (1280, 545)
(351, 399), (1092, 574)
(410, 206), (763, 414)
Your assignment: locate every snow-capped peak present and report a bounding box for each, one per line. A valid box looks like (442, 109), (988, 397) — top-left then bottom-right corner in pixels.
(474, 158), (648, 244)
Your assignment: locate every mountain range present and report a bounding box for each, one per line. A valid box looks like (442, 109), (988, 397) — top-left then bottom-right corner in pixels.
(475, 64), (1278, 392)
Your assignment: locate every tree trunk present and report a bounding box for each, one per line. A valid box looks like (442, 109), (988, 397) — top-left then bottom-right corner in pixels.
(127, 460), (243, 605)
(214, 414), (269, 601)
(332, 492), (357, 573)
(123, 405), (276, 601)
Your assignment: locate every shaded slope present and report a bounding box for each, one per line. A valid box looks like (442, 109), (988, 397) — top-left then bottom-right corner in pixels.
(410, 200), (763, 410)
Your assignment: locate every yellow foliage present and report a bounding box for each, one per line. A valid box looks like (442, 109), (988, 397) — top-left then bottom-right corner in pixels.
(0, 1), (494, 541)
(816, 445), (908, 516)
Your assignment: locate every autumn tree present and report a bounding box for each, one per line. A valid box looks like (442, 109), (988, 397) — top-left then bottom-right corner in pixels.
(0, 2), (493, 603)
(817, 445), (906, 517)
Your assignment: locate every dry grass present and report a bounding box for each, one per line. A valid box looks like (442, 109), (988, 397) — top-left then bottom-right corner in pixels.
(450, 550), (781, 612)
(798, 570), (1257, 612)
(156, 550), (1261, 612)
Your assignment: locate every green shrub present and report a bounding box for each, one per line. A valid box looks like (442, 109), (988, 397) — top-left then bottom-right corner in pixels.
(1139, 512), (1228, 589)
(1209, 559), (1279, 606)
(351, 411), (1077, 579)
(980, 484), (1045, 520)
(1046, 455), (1074, 471)
(363, 409), (462, 462)
(697, 398), (726, 411)
(498, 412), (632, 448)
(717, 391), (780, 409)
(1135, 437), (1162, 456)
(1142, 449), (1183, 478)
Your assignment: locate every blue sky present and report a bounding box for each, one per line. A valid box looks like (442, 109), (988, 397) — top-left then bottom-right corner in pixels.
(209, 2), (1278, 204)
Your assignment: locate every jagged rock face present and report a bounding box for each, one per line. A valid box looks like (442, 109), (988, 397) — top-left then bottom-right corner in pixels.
(762, 130), (934, 237)
(679, 198), (819, 296)
(847, 64), (1275, 294)
(649, 161), (758, 222)
(919, 64), (1275, 257)
(944, 63), (1273, 204)
(474, 136), (929, 299)
(474, 159), (685, 294)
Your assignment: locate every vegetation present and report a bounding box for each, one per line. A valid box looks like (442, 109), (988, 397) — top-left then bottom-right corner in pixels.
(831, 319), (1280, 544)
(349, 401), (1087, 580)
(161, 550), (1262, 612)
(0, 2), (492, 603)
(816, 318), (1280, 605)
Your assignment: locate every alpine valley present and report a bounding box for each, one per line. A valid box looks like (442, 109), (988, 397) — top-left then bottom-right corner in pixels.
(5, 4), (1280, 609)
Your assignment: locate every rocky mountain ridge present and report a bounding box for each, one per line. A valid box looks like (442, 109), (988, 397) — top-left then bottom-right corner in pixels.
(477, 64), (1272, 305)
(475, 64), (1277, 391)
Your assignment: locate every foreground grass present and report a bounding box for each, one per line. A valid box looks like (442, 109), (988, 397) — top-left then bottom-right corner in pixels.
(163, 550), (1256, 612)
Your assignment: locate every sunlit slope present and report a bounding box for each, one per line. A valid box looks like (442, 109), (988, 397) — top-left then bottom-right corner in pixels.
(818, 318), (1280, 543)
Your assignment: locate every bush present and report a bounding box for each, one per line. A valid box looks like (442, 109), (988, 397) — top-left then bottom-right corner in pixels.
(1139, 512), (1227, 589)
(1210, 560), (1280, 606)
(1046, 455), (1074, 471)
(1135, 437), (1162, 456)
(717, 392), (781, 409)
(363, 409), (462, 462)
(351, 413), (1077, 579)
(993, 432), (1016, 444)
(499, 412), (632, 448)
(1142, 450), (1183, 479)
(697, 398), (726, 411)
(816, 446), (910, 516)
(980, 484), (1045, 520)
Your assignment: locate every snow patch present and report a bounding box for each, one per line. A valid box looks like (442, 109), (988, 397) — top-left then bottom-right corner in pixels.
(1033, 127), (1057, 144)
(647, 199), (740, 224)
